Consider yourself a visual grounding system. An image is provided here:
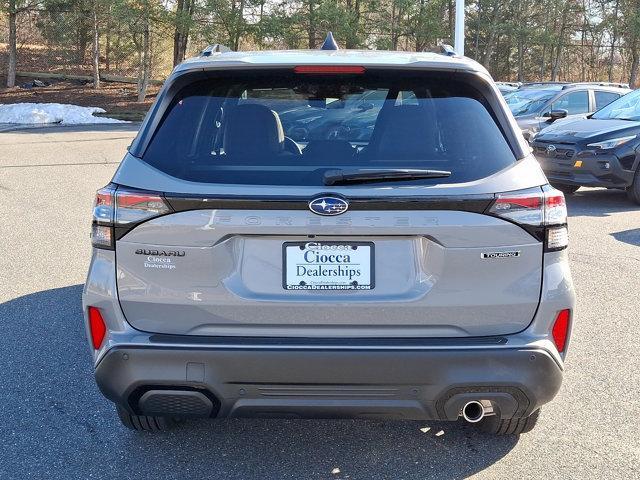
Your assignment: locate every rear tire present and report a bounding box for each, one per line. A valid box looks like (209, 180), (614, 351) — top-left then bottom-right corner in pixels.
(626, 168), (640, 205)
(475, 408), (541, 435)
(553, 183), (580, 195)
(116, 405), (176, 432)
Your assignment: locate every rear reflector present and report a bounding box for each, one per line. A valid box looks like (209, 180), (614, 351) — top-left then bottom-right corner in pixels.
(552, 309), (571, 353)
(294, 65), (365, 74)
(88, 307), (107, 350)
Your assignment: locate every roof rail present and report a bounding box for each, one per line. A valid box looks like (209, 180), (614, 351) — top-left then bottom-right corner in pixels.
(562, 81), (629, 89)
(519, 82), (568, 90)
(438, 44), (457, 57)
(200, 44), (232, 57)
(496, 81), (522, 87)
(522, 81), (568, 86)
(320, 32), (339, 50)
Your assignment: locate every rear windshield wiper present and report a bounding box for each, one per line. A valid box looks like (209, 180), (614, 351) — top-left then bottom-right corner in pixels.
(323, 168), (452, 186)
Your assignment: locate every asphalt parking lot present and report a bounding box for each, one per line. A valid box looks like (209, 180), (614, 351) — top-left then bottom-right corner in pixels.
(0, 125), (639, 479)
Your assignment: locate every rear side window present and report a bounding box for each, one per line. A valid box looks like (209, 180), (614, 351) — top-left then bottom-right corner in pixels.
(551, 91), (589, 115)
(143, 70), (516, 186)
(595, 91), (620, 110)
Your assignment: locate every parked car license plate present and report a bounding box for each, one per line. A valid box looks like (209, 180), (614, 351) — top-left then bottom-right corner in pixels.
(283, 241), (374, 290)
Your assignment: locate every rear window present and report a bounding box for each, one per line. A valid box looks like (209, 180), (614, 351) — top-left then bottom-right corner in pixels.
(504, 89), (557, 116)
(143, 70), (516, 186)
(594, 91), (621, 110)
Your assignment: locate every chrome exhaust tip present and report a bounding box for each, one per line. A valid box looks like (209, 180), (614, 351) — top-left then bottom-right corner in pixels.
(461, 400), (493, 423)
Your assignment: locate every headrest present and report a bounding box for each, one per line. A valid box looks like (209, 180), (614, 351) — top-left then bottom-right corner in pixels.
(224, 104), (285, 156)
(302, 139), (355, 159)
(367, 105), (438, 160)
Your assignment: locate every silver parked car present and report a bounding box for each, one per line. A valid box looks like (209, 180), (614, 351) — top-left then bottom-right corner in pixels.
(83, 44), (575, 435)
(504, 82), (629, 140)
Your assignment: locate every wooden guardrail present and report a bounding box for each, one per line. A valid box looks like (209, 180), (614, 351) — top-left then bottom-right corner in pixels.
(16, 71), (164, 86)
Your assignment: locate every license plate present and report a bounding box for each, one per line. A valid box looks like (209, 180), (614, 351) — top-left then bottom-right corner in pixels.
(283, 241), (374, 290)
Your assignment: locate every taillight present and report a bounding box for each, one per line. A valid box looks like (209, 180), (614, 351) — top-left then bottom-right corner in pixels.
(488, 186), (568, 251)
(552, 309), (571, 353)
(91, 185), (116, 249)
(115, 190), (170, 224)
(543, 189), (567, 225)
(88, 306), (107, 349)
(489, 190), (544, 226)
(91, 184), (171, 249)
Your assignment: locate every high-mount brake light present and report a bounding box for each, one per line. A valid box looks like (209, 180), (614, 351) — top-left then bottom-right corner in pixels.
(90, 185), (171, 250)
(293, 65), (365, 74)
(488, 186), (568, 251)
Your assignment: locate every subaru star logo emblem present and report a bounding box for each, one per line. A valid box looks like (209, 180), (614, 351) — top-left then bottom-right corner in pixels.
(546, 144), (557, 154)
(309, 196), (349, 216)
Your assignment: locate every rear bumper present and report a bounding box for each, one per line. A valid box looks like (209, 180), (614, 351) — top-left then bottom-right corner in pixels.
(96, 341), (563, 421)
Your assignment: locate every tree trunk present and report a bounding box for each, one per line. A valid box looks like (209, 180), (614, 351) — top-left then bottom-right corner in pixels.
(608, 0), (619, 82)
(630, 39), (639, 89)
(551, 46), (562, 81)
(551, 3), (570, 81)
(104, 5), (111, 72)
(474, 0), (482, 57)
(390, 1), (398, 49)
(105, 34), (111, 72)
(7, 2), (17, 88)
(137, 6), (150, 103)
(539, 0), (551, 80)
(580, 1), (586, 82)
(232, 0), (245, 51)
(482, 0), (502, 68)
(173, 0), (185, 66)
(92, 2), (100, 89)
(517, 13), (524, 81)
(308, 0), (316, 48)
(345, 0), (361, 49)
(448, 0), (454, 44)
(172, 0), (193, 66)
(516, 0), (526, 82)
(415, 0), (428, 51)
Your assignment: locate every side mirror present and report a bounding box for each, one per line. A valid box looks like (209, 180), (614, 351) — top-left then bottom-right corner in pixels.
(549, 109), (568, 121)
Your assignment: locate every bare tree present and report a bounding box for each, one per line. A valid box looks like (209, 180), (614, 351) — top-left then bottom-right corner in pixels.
(92, 0), (100, 88)
(137, 0), (151, 102)
(173, 0), (195, 66)
(608, 0), (620, 81)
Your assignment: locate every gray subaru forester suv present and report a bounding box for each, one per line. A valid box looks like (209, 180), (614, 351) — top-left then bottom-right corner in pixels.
(83, 46), (575, 435)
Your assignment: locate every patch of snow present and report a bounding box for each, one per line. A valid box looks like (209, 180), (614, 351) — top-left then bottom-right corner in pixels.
(0, 103), (126, 125)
